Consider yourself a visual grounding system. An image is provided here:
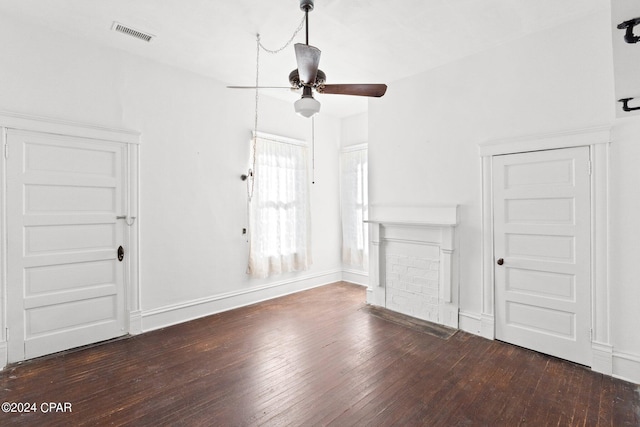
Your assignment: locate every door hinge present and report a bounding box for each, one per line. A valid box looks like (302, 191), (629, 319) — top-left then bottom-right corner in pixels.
(587, 160), (592, 176)
(4, 143), (8, 159)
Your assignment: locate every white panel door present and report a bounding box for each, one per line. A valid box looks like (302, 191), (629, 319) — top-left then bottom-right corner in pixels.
(493, 147), (591, 366)
(6, 129), (126, 362)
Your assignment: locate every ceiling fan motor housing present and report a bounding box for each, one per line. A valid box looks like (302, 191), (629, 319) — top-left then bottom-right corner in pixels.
(299, 0), (314, 12)
(289, 69), (326, 88)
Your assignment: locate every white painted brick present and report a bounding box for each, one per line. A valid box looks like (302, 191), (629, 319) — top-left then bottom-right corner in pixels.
(385, 247), (441, 323)
(407, 283), (423, 294)
(414, 259), (430, 269)
(387, 254), (400, 265)
(412, 276), (428, 285)
(391, 294), (408, 306)
(391, 264), (407, 274)
(407, 267), (428, 277)
(423, 286), (438, 297)
(426, 270), (439, 280)
(395, 255), (409, 265)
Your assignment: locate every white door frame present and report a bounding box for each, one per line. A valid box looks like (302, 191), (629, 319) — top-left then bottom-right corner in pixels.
(478, 126), (612, 375)
(0, 111), (142, 369)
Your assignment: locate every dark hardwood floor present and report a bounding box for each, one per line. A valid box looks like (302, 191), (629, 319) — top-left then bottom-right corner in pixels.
(1, 282), (638, 426)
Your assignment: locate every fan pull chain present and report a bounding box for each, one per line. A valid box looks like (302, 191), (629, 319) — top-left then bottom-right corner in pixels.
(247, 34), (261, 202)
(249, 13), (314, 204)
(258, 15), (306, 54)
(311, 116), (315, 184)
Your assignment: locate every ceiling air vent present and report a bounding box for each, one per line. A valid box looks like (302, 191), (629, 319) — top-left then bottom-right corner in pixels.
(111, 22), (155, 42)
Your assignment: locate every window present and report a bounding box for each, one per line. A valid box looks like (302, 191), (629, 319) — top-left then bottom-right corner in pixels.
(340, 145), (368, 268)
(248, 133), (311, 278)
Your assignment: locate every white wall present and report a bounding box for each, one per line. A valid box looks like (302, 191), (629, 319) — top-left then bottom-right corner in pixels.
(0, 14), (342, 331)
(369, 9), (640, 382)
(609, 118), (640, 380)
(341, 112), (368, 147)
(609, 0), (640, 381)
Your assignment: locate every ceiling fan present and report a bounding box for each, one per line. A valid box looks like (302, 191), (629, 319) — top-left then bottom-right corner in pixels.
(228, 0), (387, 118)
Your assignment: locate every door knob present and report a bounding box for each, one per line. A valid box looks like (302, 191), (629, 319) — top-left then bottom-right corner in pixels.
(497, 258), (504, 266)
(117, 246), (124, 262)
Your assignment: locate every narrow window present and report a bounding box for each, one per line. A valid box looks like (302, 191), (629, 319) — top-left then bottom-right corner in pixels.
(341, 146), (368, 268)
(248, 134), (312, 278)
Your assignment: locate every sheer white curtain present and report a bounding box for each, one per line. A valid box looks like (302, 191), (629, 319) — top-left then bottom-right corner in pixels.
(340, 147), (368, 268)
(248, 135), (312, 278)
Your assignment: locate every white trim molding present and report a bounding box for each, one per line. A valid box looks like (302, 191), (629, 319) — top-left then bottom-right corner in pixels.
(612, 351), (640, 384)
(253, 131), (306, 147)
(342, 268), (369, 287)
(478, 125), (611, 157)
(479, 126), (613, 376)
(0, 111), (140, 144)
(0, 341), (6, 370)
(592, 342), (613, 375)
(459, 310), (482, 335)
(341, 142), (368, 153)
(128, 310), (143, 336)
(0, 111), (141, 369)
(367, 205), (458, 227)
(141, 270), (342, 332)
(481, 313), (496, 340)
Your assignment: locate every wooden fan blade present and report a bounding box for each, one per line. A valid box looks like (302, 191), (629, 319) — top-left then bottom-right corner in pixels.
(318, 84), (387, 97)
(294, 43), (321, 85)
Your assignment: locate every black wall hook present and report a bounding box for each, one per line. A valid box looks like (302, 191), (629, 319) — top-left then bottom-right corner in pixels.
(617, 17), (640, 43)
(618, 97), (640, 112)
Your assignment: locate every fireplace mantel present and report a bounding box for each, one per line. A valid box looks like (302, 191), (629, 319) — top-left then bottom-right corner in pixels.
(365, 205), (458, 226)
(365, 205), (459, 329)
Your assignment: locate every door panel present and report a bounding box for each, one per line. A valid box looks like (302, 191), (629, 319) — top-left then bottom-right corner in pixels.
(26, 184), (116, 212)
(505, 197), (574, 224)
(7, 129), (126, 362)
(506, 268), (575, 299)
(494, 147), (591, 366)
(505, 233), (574, 261)
(505, 302), (575, 338)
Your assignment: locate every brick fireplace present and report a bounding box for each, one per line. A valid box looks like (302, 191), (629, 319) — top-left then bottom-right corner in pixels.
(365, 206), (459, 328)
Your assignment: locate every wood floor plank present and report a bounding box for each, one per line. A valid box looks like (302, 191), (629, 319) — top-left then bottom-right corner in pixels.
(0, 282), (638, 426)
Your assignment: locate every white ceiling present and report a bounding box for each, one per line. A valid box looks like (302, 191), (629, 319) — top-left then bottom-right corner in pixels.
(0, 0), (608, 118)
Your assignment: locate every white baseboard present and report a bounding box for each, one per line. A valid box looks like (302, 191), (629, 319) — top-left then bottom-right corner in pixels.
(141, 269), (342, 332)
(591, 341), (613, 376)
(592, 343), (640, 384)
(0, 341), (7, 370)
(481, 313), (495, 340)
(459, 310), (482, 335)
(365, 287), (375, 305)
(128, 310), (143, 335)
(613, 350), (640, 384)
(342, 268), (368, 286)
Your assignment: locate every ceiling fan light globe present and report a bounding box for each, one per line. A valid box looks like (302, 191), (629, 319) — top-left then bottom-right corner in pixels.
(294, 96), (321, 118)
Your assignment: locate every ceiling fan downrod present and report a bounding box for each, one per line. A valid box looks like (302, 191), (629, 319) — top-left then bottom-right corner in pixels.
(300, 0), (314, 45)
